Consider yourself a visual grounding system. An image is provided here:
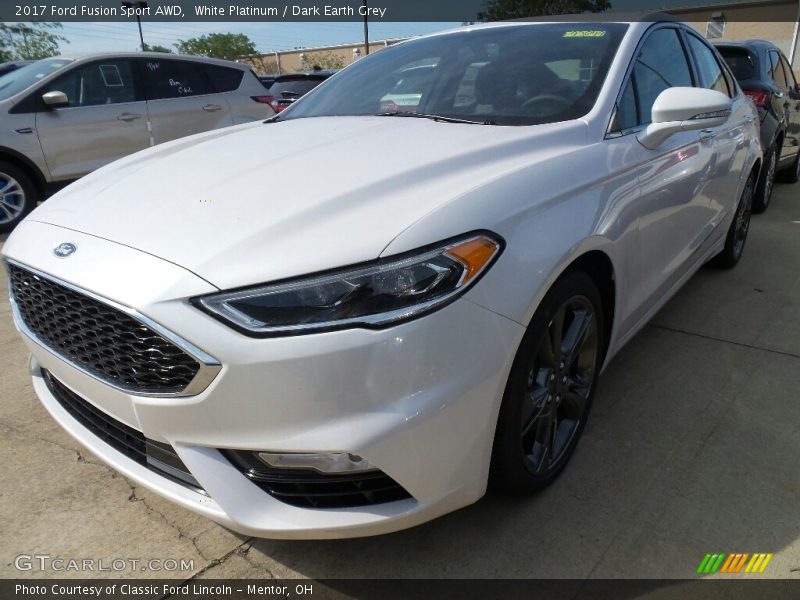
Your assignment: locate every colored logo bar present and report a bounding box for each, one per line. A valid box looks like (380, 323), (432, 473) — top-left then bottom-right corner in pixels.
(697, 553), (773, 574)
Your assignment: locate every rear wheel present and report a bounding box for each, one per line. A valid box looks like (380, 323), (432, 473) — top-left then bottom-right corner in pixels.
(491, 271), (604, 494)
(712, 172), (755, 269)
(0, 161), (37, 233)
(752, 144), (776, 214)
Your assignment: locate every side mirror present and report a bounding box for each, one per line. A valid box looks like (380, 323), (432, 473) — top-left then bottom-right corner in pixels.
(42, 90), (69, 108)
(637, 87), (732, 150)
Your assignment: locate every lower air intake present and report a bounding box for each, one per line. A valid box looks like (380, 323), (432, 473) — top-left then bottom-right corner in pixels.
(222, 450), (412, 509)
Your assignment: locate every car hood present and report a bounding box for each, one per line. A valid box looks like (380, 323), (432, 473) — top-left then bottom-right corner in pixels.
(27, 116), (586, 290)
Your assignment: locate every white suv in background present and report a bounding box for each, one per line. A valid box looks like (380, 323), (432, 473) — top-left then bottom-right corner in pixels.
(0, 52), (274, 231)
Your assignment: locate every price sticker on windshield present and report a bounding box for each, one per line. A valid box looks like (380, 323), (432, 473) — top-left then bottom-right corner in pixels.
(563, 30), (607, 38)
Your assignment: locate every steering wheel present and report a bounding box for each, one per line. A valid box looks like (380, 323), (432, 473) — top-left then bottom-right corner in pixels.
(520, 94), (571, 114)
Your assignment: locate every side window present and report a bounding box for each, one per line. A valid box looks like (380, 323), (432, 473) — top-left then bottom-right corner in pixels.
(719, 60), (738, 97)
(769, 51), (790, 90)
(143, 59), (211, 100)
(616, 77), (638, 131)
(617, 28), (693, 130)
(780, 55), (797, 89)
(203, 65), (244, 93)
(686, 34), (730, 96)
(43, 60), (140, 107)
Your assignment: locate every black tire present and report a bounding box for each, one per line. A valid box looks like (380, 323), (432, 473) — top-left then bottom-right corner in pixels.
(712, 171), (755, 269)
(752, 144), (777, 214)
(491, 270), (604, 495)
(0, 160), (37, 233)
(777, 146), (800, 184)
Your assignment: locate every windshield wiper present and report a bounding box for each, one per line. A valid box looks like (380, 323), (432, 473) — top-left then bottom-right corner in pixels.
(376, 111), (496, 125)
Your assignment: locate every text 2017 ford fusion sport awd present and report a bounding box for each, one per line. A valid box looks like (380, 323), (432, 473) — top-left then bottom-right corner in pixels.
(3, 18), (760, 538)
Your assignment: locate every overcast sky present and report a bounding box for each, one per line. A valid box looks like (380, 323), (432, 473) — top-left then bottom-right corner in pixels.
(57, 22), (463, 55)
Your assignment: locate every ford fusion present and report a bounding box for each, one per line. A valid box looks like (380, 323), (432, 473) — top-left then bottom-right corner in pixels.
(3, 19), (760, 538)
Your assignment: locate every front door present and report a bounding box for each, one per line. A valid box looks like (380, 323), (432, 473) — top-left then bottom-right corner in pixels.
(35, 59), (150, 181)
(613, 27), (720, 329)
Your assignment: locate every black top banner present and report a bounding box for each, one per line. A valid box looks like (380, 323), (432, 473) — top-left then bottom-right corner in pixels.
(2, 0), (798, 23)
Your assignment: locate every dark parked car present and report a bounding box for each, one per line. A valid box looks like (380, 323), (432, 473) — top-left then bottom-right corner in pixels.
(716, 40), (800, 212)
(262, 70), (337, 113)
(258, 73), (279, 89)
(0, 60), (34, 78)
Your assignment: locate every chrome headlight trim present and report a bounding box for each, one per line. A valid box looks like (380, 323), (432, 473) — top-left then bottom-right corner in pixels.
(193, 231), (504, 338)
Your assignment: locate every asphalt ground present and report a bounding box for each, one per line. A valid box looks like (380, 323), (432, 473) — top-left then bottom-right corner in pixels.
(1, 181), (798, 583)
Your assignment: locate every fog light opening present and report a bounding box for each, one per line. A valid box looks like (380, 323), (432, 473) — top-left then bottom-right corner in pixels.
(255, 451), (376, 474)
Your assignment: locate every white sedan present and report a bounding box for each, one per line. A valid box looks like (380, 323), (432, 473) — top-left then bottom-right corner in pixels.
(3, 17), (761, 538)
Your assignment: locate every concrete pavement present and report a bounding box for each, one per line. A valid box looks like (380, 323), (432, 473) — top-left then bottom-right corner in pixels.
(1, 182), (798, 581)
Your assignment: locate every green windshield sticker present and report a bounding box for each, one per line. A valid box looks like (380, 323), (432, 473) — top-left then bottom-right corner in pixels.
(563, 30), (607, 38)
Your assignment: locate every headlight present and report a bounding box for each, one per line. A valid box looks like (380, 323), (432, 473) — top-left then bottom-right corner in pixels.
(194, 232), (502, 336)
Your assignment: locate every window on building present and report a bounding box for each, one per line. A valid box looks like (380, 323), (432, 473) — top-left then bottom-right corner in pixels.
(705, 15), (726, 39)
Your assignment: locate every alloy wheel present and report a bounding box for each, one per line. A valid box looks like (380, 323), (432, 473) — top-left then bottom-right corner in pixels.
(521, 296), (599, 476)
(763, 149), (776, 209)
(0, 173), (26, 225)
(732, 177), (754, 260)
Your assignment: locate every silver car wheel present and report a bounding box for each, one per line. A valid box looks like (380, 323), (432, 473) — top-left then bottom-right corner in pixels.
(0, 172), (26, 225)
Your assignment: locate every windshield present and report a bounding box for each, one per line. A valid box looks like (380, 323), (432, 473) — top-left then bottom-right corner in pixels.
(0, 58), (73, 101)
(280, 23), (628, 126)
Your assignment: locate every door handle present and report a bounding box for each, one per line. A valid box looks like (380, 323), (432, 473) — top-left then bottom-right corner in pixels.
(203, 104), (223, 112)
(699, 129), (716, 141)
(117, 112), (142, 122)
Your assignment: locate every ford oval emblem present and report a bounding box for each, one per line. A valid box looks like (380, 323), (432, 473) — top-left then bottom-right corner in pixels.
(53, 243), (77, 258)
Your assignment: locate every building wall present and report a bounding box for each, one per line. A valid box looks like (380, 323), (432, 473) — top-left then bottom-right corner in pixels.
(668, 1), (799, 75)
(242, 40), (402, 75)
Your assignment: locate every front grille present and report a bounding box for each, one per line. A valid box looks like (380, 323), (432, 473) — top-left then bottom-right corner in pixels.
(223, 450), (412, 509)
(9, 264), (201, 394)
(42, 370), (202, 491)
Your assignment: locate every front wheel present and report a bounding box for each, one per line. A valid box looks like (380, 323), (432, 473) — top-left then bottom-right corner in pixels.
(491, 271), (604, 494)
(712, 172), (755, 269)
(0, 161), (37, 233)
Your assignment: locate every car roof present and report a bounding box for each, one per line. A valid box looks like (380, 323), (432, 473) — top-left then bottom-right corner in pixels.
(0, 59), (34, 67)
(274, 70), (338, 80)
(713, 39), (779, 51)
(50, 52), (250, 70)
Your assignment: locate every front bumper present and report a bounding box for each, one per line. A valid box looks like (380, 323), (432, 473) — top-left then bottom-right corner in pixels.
(5, 221), (524, 538)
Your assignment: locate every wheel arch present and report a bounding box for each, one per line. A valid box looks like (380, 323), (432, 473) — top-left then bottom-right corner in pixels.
(519, 245), (618, 367)
(557, 250), (616, 366)
(774, 129), (784, 153)
(750, 155), (762, 182)
(0, 146), (48, 195)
